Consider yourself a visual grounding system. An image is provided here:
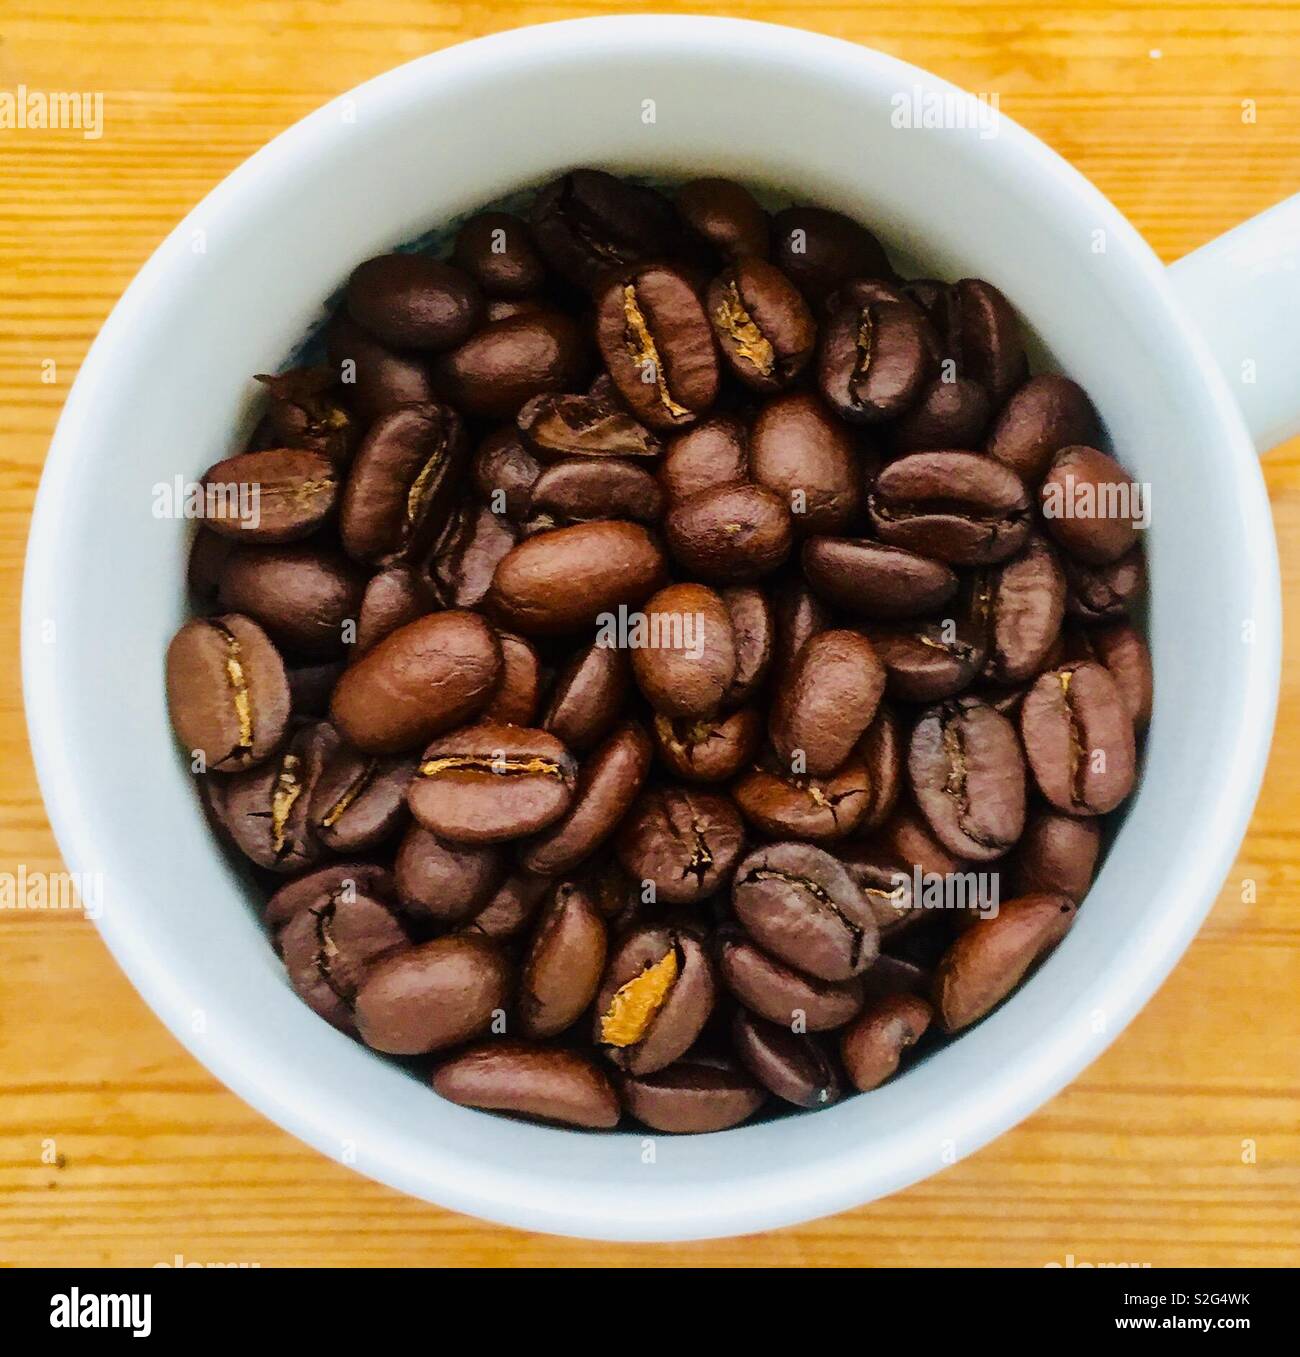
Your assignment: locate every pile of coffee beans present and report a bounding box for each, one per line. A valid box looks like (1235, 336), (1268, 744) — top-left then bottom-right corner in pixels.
(167, 169), (1151, 1134)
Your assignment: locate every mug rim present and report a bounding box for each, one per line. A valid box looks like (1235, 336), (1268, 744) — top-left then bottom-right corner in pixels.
(22, 15), (1281, 1240)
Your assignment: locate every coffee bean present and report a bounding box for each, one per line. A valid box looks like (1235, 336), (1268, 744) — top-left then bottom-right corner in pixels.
(664, 482), (792, 583)
(167, 614), (291, 772)
(718, 928), (865, 1030)
(594, 926), (716, 1074)
(462, 871), (551, 941)
(771, 574), (830, 684)
(199, 448), (339, 543)
(983, 533), (1067, 683)
(869, 451), (1031, 565)
(869, 611), (987, 702)
(771, 205), (891, 305)
(732, 759), (872, 842)
(1088, 621), (1153, 729)
(856, 703), (905, 831)
(1063, 546), (1146, 620)
(731, 1009), (844, 1108)
(264, 860), (397, 929)
(482, 632), (543, 726)
(309, 745), (415, 853)
(675, 177), (770, 261)
(286, 659), (346, 718)
(529, 458), (665, 525)
(986, 374), (1097, 482)
(1008, 810), (1102, 900)
(732, 841), (879, 981)
(596, 263), (720, 430)
(346, 252), (483, 351)
(653, 706), (762, 783)
(802, 538), (958, 620)
(531, 169), (679, 292)
(187, 527), (233, 601)
(819, 296), (932, 423)
(770, 629), (886, 777)
(433, 1041), (620, 1129)
(894, 376), (991, 452)
(429, 503), (518, 609)
(517, 392), (663, 461)
(658, 414), (750, 504)
(326, 313), (437, 420)
(707, 257), (815, 391)
(907, 697), (1026, 861)
(339, 402), (466, 566)
(517, 882), (608, 1038)
(433, 310), (590, 419)
(932, 893), (1076, 1031)
(519, 721), (653, 876)
(217, 545), (366, 659)
(394, 823), (504, 924)
(615, 787), (745, 905)
(1020, 661), (1136, 814)
(954, 278), (1026, 402)
(722, 585), (774, 705)
(542, 640), (630, 752)
(631, 583), (737, 718)
(488, 520), (667, 634)
(750, 391), (862, 534)
(836, 846), (916, 936)
(1040, 444), (1141, 565)
(451, 211), (546, 299)
(329, 611), (501, 754)
(621, 1053), (765, 1133)
(839, 993), (932, 1091)
(255, 365), (358, 467)
(354, 565), (436, 655)
(472, 427), (541, 520)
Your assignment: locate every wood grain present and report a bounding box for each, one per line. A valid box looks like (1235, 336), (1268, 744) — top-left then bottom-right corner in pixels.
(2, 0), (1298, 1268)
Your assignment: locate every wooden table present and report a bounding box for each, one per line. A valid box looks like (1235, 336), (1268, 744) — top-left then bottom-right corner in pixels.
(2, 0), (1297, 1268)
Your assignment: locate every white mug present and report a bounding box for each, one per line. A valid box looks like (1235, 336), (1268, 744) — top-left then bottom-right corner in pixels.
(23, 17), (1292, 1241)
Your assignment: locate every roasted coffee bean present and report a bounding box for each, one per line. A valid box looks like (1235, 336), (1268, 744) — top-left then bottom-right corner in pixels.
(596, 262), (720, 430)
(409, 723), (577, 844)
(722, 585), (774, 705)
(1008, 810), (1102, 900)
(750, 391), (862, 535)
(1040, 444), (1141, 565)
(451, 211), (546, 299)
(1088, 621), (1153, 729)
(212, 720), (336, 871)
(430, 503), (518, 608)
(255, 366), (358, 467)
(731, 1009), (843, 1109)
(707, 257), (815, 391)
(167, 614), (291, 772)
(1063, 546), (1146, 620)
(1020, 661), (1136, 814)
(529, 458), (664, 525)
(472, 427), (541, 520)
(187, 527), (234, 600)
(859, 952), (932, 1003)
(732, 759), (872, 843)
(658, 415), (749, 504)
(932, 893), (1076, 1031)
(802, 538), (957, 621)
(199, 448), (338, 543)
(771, 205), (891, 305)
(482, 632), (543, 726)
(488, 520), (667, 634)
(675, 177), (770, 261)
(264, 860), (397, 929)
(718, 929), (865, 1030)
(869, 611), (987, 703)
(840, 993), (932, 1091)
(819, 296), (932, 423)
(531, 168), (679, 292)
(519, 722), (653, 877)
(621, 1053), (765, 1133)
(217, 545), (366, 659)
(954, 278), (1027, 403)
(664, 482), (792, 583)
(594, 926), (716, 1074)
(517, 881), (608, 1038)
(908, 697), (1026, 861)
(433, 310), (590, 419)
(517, 392), (662, 460)
(462, 871), (551, 941)
(326, 313), (437, 420)
(330, 611), (500, 754)
(983, 533), (1067, 683)
(354, 935), (511, 1054)
(894, 376), (991, 452)
(836, 846), (916, 936)
(856, 703), (905, 832)
(867, 803), (970, 880)
(869, 451), (1031, 565)
(631, 583), (736, 719)
(287, 659), (346, 718)
(653, 706), (762, 783)
(771, 574), (830, 685)
(276, 888), (407, 1033)
(615, 787), (745, 905)
(770, 630), (886, 777)
(433, 1041), (620, 1129)
(732, 841), (879, 981)
(340, 402), (467, 565)
(346, 252), (483, 351)
(354, 565), (436, 655)
(987, 373), (1097, 482)
(542, 640), (630, 752)
(309, 745), (415, 853)
(394, 823), (504, 924)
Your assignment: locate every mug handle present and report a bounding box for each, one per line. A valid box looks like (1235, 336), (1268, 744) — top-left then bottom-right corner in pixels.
(1168, 193), (1300, 453)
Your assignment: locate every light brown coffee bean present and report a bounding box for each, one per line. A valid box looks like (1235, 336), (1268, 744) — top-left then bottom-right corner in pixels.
(839, 993), (932, 1091)
(518, 882), (608, 1038)
(432, 1041), (620, 1129)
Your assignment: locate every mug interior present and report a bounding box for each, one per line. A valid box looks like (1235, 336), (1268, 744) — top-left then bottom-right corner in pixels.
(23, 17), (1278, 1239)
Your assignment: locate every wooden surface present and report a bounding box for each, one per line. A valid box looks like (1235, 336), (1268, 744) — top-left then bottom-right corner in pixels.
(2, 0), (1298, 1268)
